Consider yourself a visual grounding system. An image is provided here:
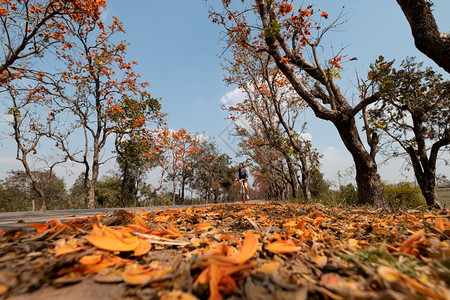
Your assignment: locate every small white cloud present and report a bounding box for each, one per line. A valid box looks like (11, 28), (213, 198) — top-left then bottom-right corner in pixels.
(300, 132), (312, 141)
(0, 157), (19, 165)
(322, 146), (351, 166)
(321, 146), (354, 184)
(1, 114), (13, 123)
(220, 88), (246, 106)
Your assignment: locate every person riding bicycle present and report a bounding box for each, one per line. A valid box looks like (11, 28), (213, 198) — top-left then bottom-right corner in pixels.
(236, 163), (249, 201)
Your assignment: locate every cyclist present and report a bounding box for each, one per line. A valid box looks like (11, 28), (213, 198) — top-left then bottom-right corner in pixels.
(236, 163), (249, 202)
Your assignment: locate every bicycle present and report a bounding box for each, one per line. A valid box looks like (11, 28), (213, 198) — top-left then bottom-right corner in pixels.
(238, 179), (248, 203)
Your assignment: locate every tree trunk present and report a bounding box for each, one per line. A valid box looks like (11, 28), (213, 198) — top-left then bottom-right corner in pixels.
(407, 146), (442, 208)
(86, 152), (100, 209)
(172, 176), (177, 204)
(299, 155), (312, 203)
(21, 158), (46, 211)
(86, 181), (96, 209)
(396, 0), (450, 73)
(335, 120), (387, 207)
(418, 176), (440, 208)
(120, 159), (129, 207)
(181, 172), (186, 203)
(284, 156), (299, 199)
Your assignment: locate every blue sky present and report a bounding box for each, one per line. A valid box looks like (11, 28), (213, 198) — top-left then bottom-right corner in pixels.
(1, 0), (449, 186)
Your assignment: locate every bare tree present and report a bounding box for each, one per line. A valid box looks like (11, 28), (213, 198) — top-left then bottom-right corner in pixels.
(6, 84), (56, 211)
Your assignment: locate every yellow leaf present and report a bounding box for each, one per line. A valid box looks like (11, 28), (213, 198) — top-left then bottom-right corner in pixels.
(283, 220), (297, 227)
(256, 261), (280, 274)
(312, 255), (328, 268)
(377, 266), (399, 282)
(160, 290), (199, 300)
(0, 283), (8, 295)
(348, 238), (359, 250)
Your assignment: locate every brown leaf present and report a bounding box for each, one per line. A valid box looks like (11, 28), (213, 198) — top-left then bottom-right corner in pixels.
(123, 263), (172, 285)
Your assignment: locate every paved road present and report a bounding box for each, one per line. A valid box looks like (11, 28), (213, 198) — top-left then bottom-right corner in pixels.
(0, 201), (262, 230)
(0, 207), (151, 230)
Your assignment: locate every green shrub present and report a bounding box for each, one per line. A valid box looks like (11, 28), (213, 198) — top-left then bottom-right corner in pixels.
(338, 183), (358, 205)
(311, 185), (357, 206)
(384, 182), (426, 209)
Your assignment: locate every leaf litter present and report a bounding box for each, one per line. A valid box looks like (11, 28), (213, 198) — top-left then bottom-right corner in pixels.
(0, 202), (449, 299)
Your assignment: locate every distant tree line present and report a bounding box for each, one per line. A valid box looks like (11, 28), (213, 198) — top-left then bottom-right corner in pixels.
(0, 136), (245, 211)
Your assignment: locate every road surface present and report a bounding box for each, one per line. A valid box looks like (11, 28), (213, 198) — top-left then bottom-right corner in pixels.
(0, 201), (262, 230)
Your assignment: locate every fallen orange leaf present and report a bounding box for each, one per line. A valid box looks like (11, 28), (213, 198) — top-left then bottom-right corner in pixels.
(196, 223), (212, 232)
(312, 217), (326, 227)
(153, 215), (170, 223)
(85, 224), (139, 252)
(134, 238), (151, 256)
(134, 216), (149, 230)
(220, 263), (252, 277)
(79, 254), (102, 265)
(265, 239), (301, 254)
(127, 224), (150, 233)
(167, 222), (183, 237)
(209, 263), (222, 300)
(123, 263), (172, 285)
(56, 245), (86, 257)
(27, 223), (49, 233)
(219, 275), (237, 293)
(0, 283), (8, 295)
(227, 231), (258, 263)
(77, 255), (130, 274)
(435, 216), (444, 231)
(47, 219), (64, 231)
(398, 230), (426, 255)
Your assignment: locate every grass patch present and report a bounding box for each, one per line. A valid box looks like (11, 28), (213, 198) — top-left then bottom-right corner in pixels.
(437, 188), (450, 208)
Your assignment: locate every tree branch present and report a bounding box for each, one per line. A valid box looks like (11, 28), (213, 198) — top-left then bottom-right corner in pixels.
(396, 0), (450, 73)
